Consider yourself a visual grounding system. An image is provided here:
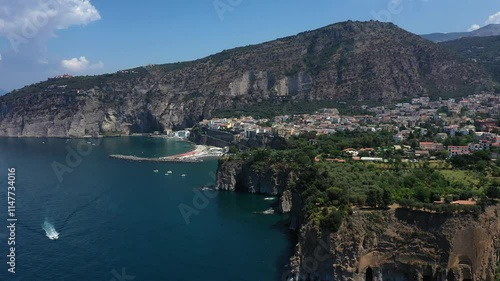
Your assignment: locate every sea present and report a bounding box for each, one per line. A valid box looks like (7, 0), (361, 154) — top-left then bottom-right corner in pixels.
(0, 137), (292, 281)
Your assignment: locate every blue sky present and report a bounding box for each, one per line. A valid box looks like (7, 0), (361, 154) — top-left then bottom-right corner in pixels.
(0, 0), (499, 91)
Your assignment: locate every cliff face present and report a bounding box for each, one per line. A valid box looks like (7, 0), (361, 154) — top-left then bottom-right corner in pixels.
(0, 21), (492, 137)
(286, 206), (500, 281)
(215, 158), (304, 231)
(216, 159), (500, 281)
(215, 158), (294, 195)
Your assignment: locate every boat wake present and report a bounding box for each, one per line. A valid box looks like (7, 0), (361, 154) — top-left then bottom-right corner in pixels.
(42, 219), (59, 240)
(253, 208), (275, 215)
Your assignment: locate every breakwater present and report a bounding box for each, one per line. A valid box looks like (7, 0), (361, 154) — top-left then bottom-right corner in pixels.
(109, 154), (203, 163)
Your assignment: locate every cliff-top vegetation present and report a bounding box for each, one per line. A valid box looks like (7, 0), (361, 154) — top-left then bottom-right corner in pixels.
(224, 131), (500, 231)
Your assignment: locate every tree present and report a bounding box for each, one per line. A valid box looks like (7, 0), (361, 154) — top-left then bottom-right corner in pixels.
(326, 187), (347, 205)
(486, 186), (500, 199)
(414, 186), (431, 203)
(381, 189), (393, 208)
(367, 188), (384, 208)
(228, 146), (239, 154)
(320, 209), (344, 232)
(459, 190), (473, 200)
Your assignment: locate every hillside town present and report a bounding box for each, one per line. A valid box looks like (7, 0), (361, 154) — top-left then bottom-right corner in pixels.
(196, 93), (500, 161)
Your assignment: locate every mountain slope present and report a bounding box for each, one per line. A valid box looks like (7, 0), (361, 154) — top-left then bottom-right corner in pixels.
(421, 24), (500, 43)
(440, 35), (500, 83)
(0, 21), (492, 137)
(0, 89), (7, 96)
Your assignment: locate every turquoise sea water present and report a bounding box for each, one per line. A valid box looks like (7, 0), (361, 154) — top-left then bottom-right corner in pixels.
(0, 137), (291, 281)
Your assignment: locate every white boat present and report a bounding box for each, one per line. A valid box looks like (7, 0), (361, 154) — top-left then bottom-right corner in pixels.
(167, 171), (172, 174)
(264, 197), (276, 201)
(262, 208), (275, 215)
(200, 185), (215, 191)
(181, 174), (186, 177)
(42, 220), (59, 240)
(253, 208), (275, 215)
(153, 170), (159, 173)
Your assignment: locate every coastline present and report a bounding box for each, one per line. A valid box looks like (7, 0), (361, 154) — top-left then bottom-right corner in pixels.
(0, 133), (191, 140)
(109, 154), (203, 163)
(109, 144), (225, 163)
(0, 135), (224, 163)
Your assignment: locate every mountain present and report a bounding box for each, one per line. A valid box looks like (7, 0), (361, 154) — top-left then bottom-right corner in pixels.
(0, 21), (492, 137)
(0, 89), (7, 96)
(440, 35), (500, 83)
(421, 24), (500, 43)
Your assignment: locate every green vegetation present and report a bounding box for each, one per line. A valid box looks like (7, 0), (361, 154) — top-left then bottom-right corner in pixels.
(439, 170), (480, 186)
(213, 100), (339, 119)
(447, 150), (492, 171)
(441, 35), (500, 83)
(213, 100), (385, 119)
(225, 131), (499, 231)
(496, 261), (500, 281)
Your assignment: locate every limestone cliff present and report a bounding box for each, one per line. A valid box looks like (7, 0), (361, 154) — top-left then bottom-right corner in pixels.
(215, 158), (295, 195)
(0, 21), (492, 137)
(215, 159), (500, 281)
(285, 206), (500, 281)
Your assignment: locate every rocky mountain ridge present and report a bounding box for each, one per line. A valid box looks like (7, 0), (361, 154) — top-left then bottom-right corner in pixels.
(421, 24), (500, 43)
(0, 20), (493, 137)
(441, 35), (500, 83)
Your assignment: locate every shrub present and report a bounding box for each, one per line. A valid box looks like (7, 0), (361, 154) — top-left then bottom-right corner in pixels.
(486, 186), (500, 199)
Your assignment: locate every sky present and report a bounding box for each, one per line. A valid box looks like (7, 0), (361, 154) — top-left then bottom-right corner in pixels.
(0, 0), (498, 91)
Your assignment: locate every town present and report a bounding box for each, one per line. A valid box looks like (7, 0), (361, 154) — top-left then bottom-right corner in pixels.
(195, 93), (500, 162)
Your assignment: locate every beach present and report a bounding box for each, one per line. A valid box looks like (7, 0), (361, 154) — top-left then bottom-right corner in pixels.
(109, 144), (225, 163)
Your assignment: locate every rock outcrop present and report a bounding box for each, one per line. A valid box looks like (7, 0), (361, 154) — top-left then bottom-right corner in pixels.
(215, 158), (294, 195)
(0, 21), (492, 137)
(285, 206), (500, 281)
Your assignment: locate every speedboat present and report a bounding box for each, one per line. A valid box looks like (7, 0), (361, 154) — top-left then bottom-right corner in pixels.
(262, 208), (275, 215)
(200, 185), (215, 191)
(153, 170), (159, 173)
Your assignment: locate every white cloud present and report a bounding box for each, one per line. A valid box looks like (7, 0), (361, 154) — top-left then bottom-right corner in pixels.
(0, 0), (101, 89)
(467, 24), (480, 32)
(0, 0), (101, 57)
(485, 11), (500, 25)
(0, 0), (100, 52)
(61, 56), (103, 72)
